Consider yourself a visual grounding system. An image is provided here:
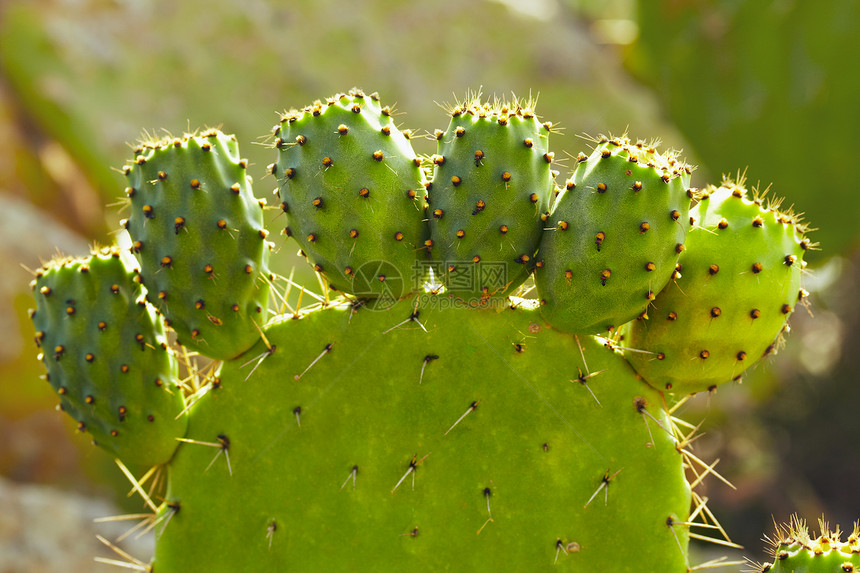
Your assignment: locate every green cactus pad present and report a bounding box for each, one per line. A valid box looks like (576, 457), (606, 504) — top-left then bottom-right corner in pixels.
(154, 298), (691, 572)
(622, 177), (808, 394)
(123, 129), (270, 360)
(535, 137), (693, 335)
(274, 89), (427, 303)
(427, 95), (554, 299)
(754, 516), (860, 572)
(30, 248), (186, 466)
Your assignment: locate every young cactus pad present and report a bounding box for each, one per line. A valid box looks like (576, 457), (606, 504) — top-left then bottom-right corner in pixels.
(123, 129), (271, 360)
(622, 177), (808, 394)
(427, 95), (554, 298)
(753, 516), (860, 572)
(30, 248), (187, 466)
(25, 89), (816, 572)
(274, 89), (427, 302)
(535, 137), (693, 335)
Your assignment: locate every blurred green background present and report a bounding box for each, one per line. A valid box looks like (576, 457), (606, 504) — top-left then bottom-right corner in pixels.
(1, 0), (857, 570)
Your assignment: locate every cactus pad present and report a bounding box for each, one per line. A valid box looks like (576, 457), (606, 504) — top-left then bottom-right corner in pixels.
(536, 137), (693, 335)
(427, 95), (554, 299)
(123, 129), (271, 360)
(754, 516), (860, 572)
(622, 177), (808, 394)
(30, 248), (186, 466)
(154, 299), (690, 571)
(274, 89), (427, 303)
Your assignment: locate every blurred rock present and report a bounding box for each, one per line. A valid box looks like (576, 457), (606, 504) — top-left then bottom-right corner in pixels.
(0, 475), (153, 573)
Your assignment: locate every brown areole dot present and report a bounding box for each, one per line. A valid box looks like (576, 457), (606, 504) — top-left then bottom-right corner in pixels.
(599, 269), (611, 285)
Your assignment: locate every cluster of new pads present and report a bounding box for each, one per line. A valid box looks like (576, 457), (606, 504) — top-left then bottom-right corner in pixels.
(27, 89), (812, 572)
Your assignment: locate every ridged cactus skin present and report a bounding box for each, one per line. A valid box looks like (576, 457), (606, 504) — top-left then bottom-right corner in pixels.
(123, 129), (271, 360)
(754, 517), (860, 572)
(274, 89), (427, 301)
(535, 137), (693, 335)
(622, 177), (808, 394)
(24, 89), (820, 572)
(155, 299), (690, 571)
(427, 97), (554, 298)
(30, 248), (186, 466)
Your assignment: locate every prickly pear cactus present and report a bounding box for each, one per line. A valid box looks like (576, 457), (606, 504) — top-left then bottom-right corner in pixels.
(752, 516), (860, 572)
(27, 89), (814, 572)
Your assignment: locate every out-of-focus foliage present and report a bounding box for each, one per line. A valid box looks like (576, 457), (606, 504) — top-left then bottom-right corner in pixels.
(629, 0), (860, 259)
